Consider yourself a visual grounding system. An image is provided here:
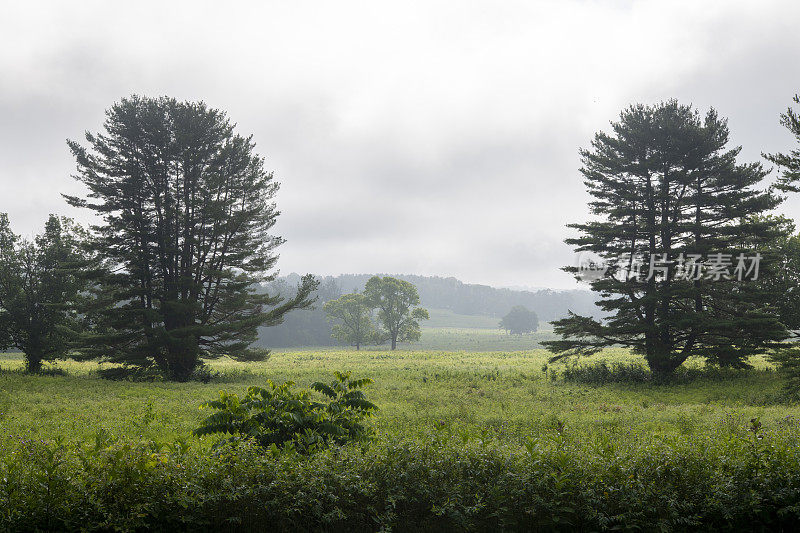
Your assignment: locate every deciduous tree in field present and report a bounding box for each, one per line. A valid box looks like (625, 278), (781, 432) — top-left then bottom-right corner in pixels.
(544, 101), (787, 375)
(323, 292), (382, 350)
(66, 96), (317, 381)
(499, 305), (538, 335)
(0, 214), (88, 372)
(364, 276), (428, 350)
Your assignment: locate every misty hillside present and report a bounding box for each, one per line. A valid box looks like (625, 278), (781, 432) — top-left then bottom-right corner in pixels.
(257, 273), (599, 348)
(328, 274), (598, 321)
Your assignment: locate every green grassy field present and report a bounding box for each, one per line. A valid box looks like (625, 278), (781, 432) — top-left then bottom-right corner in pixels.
(405, 326), (557, 351)
(423, 308), (503, 329)
(0, 348), (791, 446)
(3, 349), (800, 530)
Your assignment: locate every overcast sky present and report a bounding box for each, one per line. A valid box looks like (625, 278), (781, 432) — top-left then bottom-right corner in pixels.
(2, 1), (800, 289)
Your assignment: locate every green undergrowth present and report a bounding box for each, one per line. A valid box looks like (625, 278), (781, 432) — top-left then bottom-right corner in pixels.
(3, 419), (800, 531)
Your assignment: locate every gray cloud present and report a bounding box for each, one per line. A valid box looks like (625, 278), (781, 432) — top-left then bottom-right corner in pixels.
(2, 0), (800, 289)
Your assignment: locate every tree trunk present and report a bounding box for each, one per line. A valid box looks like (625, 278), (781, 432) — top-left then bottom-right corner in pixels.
(25, 353), (43, 373)
(646, 347), (685, 377)
(163, 299), (200, 380)
(165, 330), (199, 381)
(166, 348), (198, 381)
(391, 335), (397, 350)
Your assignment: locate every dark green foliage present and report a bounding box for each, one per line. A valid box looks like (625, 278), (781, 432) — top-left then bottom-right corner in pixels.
(364, 276), (429, 350)
(5, 423), (800, 531)
(764, 93), (800, 193)
(65, 96), (317, 380)
(762, 219), (800, 330)
(499, 305), (539, 335)
(0, 214), (88, 373)
(561, 361), (652, 384)
(545, 101), (787, 375)
(560, 361), (762, 385)
(770, 346), (800, 401)
(763, 96), (800, 393)
(194, 371), (377, 452)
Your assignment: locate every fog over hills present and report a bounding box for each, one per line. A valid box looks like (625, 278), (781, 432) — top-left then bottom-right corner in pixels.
(257, 273), (600, 348)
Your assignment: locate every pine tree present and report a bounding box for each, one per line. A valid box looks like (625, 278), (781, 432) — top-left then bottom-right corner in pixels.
(764, 94), (800, 193)
(763, 94), (800, 395)
(544, 101), (786, 375)
(65, 96), (317, 381)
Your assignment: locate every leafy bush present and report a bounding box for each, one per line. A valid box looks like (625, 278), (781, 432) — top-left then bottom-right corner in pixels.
(561, 361), (760, 385)
(561, 361), (652, 384)
(193, 371), (377, 452)
(96, 365), (165, 382)
(4, 419), (800, 531)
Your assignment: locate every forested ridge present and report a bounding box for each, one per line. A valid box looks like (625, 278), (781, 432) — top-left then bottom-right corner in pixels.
(257, 273), (598, 347)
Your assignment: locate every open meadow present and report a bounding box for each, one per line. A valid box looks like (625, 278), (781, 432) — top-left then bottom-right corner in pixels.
(3, 348), (800, 530)
(0, 348), (791, 444)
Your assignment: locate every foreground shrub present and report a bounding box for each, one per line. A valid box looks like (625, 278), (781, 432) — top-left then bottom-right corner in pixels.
(97, 361), (219, 382)
(3, 420), (800, 531)
(194, 371), (377, 452)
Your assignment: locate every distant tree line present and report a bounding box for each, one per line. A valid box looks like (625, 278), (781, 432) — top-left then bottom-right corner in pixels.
(335, 274), (599, 321)
(253, 273), (590, 348)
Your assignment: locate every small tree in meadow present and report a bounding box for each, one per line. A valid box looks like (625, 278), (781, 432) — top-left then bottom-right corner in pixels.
(363, 276), (429, 350)
(323, 292), (383, 350)
(499, 305), (539, 335)
(0, 214), (88, 372)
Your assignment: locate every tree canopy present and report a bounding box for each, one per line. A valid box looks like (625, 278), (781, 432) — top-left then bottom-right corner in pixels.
(764, 94), (800, 194)
(499, 305), (538, 335)
(544, 101), (787, 374)
(323, 292), (383, 350)
(363, 276), (429, 350)
(65, 95), (317, 380)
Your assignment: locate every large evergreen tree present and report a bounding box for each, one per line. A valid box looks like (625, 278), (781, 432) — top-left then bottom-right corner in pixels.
(763, 94), (800, 395)
(764, 94), (800, 194)
(0, 214), (88, 372)
(544, 101), (787, 375)
(66, 96), (316, 381)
